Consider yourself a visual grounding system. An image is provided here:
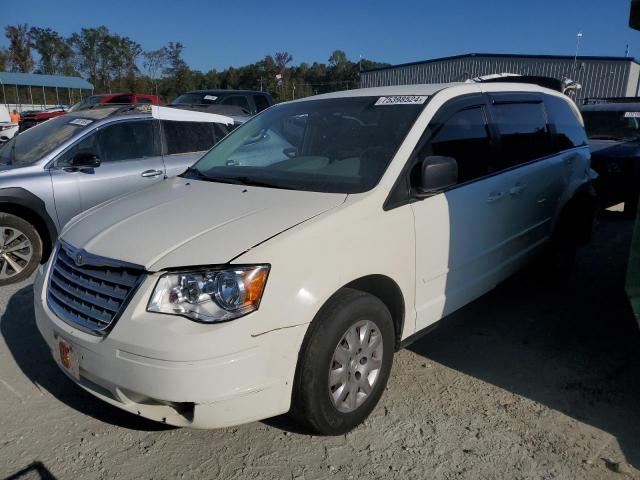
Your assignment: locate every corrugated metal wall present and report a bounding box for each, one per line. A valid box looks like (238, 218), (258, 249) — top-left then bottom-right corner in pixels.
(360, 55), (639, 101)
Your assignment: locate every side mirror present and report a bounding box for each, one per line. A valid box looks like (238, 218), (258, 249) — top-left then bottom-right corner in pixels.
(414, 155), (458, 198)
(70, 152), (101, 169)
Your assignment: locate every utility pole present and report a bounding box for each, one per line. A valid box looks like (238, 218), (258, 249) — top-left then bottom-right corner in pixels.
(572, 31), (583, 80)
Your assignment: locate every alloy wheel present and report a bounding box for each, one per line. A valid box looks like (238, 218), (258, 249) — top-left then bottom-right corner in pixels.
(0, 226), (33, 280)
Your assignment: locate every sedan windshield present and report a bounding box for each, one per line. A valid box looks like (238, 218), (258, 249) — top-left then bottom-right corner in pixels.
(582, 110), (640, 141)
(187, 96), (426, 193)
(0, 116), (93, 165)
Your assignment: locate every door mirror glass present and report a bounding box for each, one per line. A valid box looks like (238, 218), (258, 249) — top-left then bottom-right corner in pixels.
(70, 152), (101, 169)
(416, 155), (458, 197)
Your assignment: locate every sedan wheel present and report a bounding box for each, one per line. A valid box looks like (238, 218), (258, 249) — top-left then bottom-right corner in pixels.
(0, 226), (33, 280)
(0, 214), (43, 286)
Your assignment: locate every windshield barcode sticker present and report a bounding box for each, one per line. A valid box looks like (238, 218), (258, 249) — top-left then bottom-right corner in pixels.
(624, 111), (640, 118)
(375, 96), (428, 106)
(69, 118), (93, 126)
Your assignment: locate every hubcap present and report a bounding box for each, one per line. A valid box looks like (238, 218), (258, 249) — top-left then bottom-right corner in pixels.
(0, 226), (33, 280)
(328, 319), (384, 413)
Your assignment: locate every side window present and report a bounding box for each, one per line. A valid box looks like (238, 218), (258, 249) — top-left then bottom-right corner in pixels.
(421, 107), (493, 184)
(545, 95), (587, 151)
(55, 131), (100, 166)
(221, 95), (251, 113)
(162, 121), (216, 154)
(213, 123), (233, 142)
(253, 94), (271, 112)
(136, 97), (153, 104)
(106, 95), (132, 104)
(98, 121), (157, 162)
(492, 102), (553, 167)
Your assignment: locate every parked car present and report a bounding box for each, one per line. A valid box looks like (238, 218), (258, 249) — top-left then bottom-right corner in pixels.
(580, 98), (640, 215)
(0, 105), (19, 143)
(18, 106), (68, 132)
(68, 93), (162, 113)
(170, 89), (274, 115)
(0, 104), (239, 285)
(34, 83), (595, 435)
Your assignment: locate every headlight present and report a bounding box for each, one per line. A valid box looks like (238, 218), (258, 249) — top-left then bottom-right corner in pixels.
(0, 125), (15, 131)
(147, 265), (270, 322)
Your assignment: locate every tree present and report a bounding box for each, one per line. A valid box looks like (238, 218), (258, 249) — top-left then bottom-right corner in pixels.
(160, 42), (192, 100)
(5, 24), (34, 72)
(70, 26), (109, 87)
(0, 47), (8, 71)
(29, 27), (75, 75)
(274, 51), (293, 78)
(328, 50), (347, 68)
(142, 48), (168, 96)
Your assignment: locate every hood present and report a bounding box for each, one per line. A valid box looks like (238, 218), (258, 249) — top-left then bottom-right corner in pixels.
(61, 177), (347, 270)
(588, 139), (640, 158)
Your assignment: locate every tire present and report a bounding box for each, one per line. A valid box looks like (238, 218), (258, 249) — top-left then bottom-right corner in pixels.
(0, 213), (43, 286)
(290, 288), (395, 435)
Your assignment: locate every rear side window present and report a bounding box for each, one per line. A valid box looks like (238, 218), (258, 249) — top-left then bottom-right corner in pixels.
(253, 95), (271, 112)
(98, 121), (158, 162)
(545, 95), (587, 150)
(492, 102), (553, 167)
(423, 107), (493, 184)
(163, 121), (216, 154)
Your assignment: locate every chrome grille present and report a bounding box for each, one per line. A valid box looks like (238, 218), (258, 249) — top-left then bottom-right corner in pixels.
(47, 243), (145, 335)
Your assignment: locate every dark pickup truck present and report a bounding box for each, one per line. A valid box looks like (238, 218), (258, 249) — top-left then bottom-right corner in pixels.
(581, 99), (640, 216)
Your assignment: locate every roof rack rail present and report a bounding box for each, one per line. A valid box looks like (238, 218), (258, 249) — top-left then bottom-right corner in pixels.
(582, 96), (640, 105)
(84, 103), (153, 116)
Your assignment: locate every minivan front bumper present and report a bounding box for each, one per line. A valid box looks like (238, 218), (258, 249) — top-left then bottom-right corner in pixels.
(33, 264), (307, 428)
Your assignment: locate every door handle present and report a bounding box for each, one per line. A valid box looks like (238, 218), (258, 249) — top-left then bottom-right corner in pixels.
(509, 183), (527, 196)
(487, 191), (505, 203)
(141, 169), (163, 178)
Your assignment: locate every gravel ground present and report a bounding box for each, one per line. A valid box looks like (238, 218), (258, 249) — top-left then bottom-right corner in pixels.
(1, 210), (639, 480)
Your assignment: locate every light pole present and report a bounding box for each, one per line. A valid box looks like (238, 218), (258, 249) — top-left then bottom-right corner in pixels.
(573, 31), (583, 80)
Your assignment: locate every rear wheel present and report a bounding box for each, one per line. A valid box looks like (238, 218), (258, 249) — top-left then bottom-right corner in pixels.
(0, 214), (42, 286)
(290, 288), (395, 435)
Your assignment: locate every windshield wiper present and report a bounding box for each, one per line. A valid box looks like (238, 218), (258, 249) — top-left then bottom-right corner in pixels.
(183, 168), (293, 189)
(589, 134), (625, 141)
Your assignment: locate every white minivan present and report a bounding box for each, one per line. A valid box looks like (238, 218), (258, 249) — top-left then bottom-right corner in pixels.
(34, 82), (595, 434)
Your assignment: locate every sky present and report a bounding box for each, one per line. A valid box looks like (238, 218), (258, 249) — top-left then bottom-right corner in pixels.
(2, 0), (638, 72)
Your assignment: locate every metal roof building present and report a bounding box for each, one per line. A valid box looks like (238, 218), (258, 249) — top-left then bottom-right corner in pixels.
(0, 72), (94, 109)
(359, 53), (640, 102)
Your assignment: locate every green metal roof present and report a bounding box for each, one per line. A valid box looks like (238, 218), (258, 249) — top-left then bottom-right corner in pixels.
(0, 72), (93, 89)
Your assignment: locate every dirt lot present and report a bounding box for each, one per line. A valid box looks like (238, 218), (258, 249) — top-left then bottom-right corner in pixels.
(1, 211), (639, 480)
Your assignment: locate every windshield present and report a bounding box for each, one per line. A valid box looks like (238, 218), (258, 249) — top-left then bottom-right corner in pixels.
(68, 96), (102, 112)
(0, 116), (94, 165)
(172, 92), (220, 105)
(186, 96), (426, 193)
(582, 110), (640, 141)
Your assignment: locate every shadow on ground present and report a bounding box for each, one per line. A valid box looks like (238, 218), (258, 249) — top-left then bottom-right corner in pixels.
(0, 285), (171, 432)
(408, 212), (640, 466)
(3, 461), (56, 480)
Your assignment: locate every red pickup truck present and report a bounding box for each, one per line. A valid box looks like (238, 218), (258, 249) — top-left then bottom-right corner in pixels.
(18, 93), (162, 131)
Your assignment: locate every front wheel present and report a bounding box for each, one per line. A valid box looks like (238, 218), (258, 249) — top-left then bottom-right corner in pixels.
(0, 213), (43, 286)
(290, 288), (395, 435)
